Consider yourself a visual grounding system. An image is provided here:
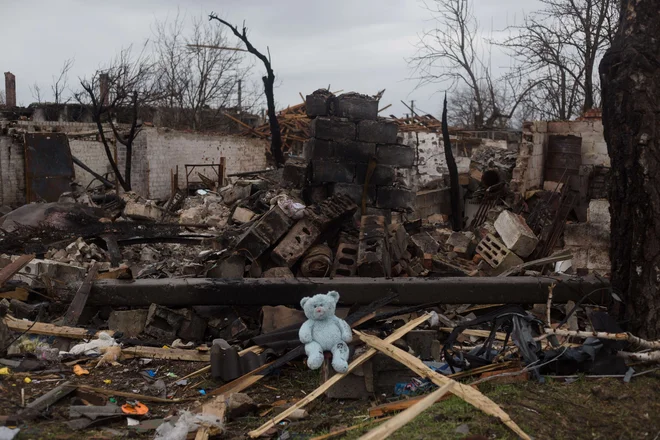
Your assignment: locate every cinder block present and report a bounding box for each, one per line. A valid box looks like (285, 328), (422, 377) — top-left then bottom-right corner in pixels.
(271, 218), (322, 267)
(310, 117), (356, 141)
(410, 232), (439, 257)
(311, 160), (355, 184)
(235, 206), (294, 260)
(331, 237), (360, 277)
(376, 144), (415, 167)
(587, 247), (611, 271)
(357, 215), (391, 277)
(303, 139), (335, 161)
(476, 234), (524, 275)
(330, 182), (376, 205)
(108, 309), (148, 338)
(282, 158), (309, 188)
(376, 187), (415, 211)
(335, 93), (379, 120)
(355, 164), (395, 186)
(306, 90), (336, 117)
(447, 231), (477, 259)
(144, 304), (184, 341)
(587, 199), (610, 226)
(334, 141), (376, 163)
(357, 120), (398, 144)
(388, 222), (408, 261)
(494, 210), (539, 258)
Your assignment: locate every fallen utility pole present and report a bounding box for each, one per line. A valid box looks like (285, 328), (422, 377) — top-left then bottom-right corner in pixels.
(88, 276), (610, 307)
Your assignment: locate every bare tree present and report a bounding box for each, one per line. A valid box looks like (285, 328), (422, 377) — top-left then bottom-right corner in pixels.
(501, 0), (617, 116)
(30, 83), (44, 104)
(52, 58), (74, 104)
(153, 12), (253, 130)
(410, 0), (537, 129)
(209, 13), (285, 167)
(76, 46), (162, 192)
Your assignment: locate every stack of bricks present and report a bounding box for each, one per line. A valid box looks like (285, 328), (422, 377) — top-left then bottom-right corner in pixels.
(303, 90), (416, 216)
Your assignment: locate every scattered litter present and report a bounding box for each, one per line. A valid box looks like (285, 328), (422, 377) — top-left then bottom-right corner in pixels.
(0, 427), (20, 440)
(154, 411), (223, 440)
(121, 401), (149, 416)
(73, 365), (89, 376)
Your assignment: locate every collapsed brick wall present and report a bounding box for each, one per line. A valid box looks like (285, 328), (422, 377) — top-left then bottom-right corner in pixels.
(0, 123), (269, 205)
(302, 91), (416, 217)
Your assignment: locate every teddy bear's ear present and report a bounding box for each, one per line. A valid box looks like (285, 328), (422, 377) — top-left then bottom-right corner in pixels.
(327, 291), (340, 303)
(300, 297), (310, 308)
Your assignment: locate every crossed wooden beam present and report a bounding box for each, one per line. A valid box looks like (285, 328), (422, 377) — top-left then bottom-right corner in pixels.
(248, 314), (530, 439)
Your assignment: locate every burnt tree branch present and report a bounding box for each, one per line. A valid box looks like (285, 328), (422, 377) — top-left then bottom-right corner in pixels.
(209, 13), (285, 167)
(442, 94), (462, 231)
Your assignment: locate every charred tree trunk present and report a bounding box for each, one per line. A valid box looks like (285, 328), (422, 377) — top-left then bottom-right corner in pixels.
(442, 95), (462, 231)
(209, 14), (285, 167)
(600, 0), (660, 338)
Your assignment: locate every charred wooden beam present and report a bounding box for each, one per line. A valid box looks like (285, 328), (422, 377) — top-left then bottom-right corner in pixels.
(88, 276), (610, 307)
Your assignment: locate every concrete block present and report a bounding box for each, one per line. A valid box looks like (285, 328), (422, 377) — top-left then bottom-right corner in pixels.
(410, 232), (439, 257)
(282, 159), (309, 188)
(221, 183), (252, 206)
(563, 223), (592, 247)
(330, 182), (376, 205)
(587, 247), (611, 271)
(476, 234), (524, 275)
(376, 144), (415, 167)
(357, 215), (391, 277)
(357, 120), (398, 144)
(303, 193), (358, 229)
(311, 160), (355, 184)
(108, 309), (148, 338)
(262, 267), (295, 278)
(447, 231), (477, 259)
(306, 90), (336, 117)
(587, 199), (610, 226)
(494, 210), (539, 258)
(406, 330), (437, 360)
(271, 218), (322, 267)
(355, 163), (395, 186)
(303, 139), (334, 161)
(376, 187), (415, 211)
(310, 117), (356, 141)
(331, 239), (360, 277)
(177, 309), (207, 342)
(232, 206), (256, 224)
(334, 141), (376, 163)
(208, 255), (246, 278)
(123, 200), (162, 221)
(335, 93), (379, 120)
(144, 304), (185, 341)
(235, 206), (294, 260)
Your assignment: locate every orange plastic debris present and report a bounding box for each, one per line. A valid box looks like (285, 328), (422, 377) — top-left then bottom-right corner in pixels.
(73, 365), (90, 376)
(121, 401), (149, 415)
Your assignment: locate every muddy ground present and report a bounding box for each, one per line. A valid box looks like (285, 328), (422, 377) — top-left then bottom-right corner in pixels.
(2, 358), (659, 440)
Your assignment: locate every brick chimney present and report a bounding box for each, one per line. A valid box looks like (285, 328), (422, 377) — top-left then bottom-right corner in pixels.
(4, 72), (16, 107)
(99, 73), (109, 106)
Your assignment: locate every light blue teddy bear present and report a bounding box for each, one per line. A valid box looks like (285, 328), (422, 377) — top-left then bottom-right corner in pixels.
(299, 291), (352, 373)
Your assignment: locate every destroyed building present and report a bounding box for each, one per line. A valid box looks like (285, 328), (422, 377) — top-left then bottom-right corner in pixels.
(0, 80), (634, 439)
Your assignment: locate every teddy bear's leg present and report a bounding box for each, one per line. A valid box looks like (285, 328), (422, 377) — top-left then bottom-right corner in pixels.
(330, 342), (350, 373)
(305, 341), (324, 370)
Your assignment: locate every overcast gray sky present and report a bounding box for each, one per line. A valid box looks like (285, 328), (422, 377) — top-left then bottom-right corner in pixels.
(2, 0), (539, 117)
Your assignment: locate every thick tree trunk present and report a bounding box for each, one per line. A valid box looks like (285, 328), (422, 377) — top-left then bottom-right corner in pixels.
(263, 74), (285, 167)
(600, 0), (660, 338)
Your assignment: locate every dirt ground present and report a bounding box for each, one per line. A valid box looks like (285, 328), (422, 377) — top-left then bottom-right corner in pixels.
(2, 359), (659, 440)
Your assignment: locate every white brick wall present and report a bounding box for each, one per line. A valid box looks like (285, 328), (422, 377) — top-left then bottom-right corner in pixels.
(0, 136), (26, 207)
(144, 128), (269, 199)
(546, 120), (609, 167)
(69, 139), (115, 189)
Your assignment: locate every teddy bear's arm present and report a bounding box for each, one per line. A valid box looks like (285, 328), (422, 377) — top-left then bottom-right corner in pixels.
(335, 317), (353, 343)
(299, 320), (314, 344)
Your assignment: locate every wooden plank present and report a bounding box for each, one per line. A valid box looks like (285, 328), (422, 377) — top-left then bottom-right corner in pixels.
(18, 381), (77, 420)
(194, 394), (226, 440)
(77, 385), (188, 403)
(121, 346), (210, 362)
(0, 288), (29, 301)
(247, 314), (431, 438)
(4, 316), (112, 339)
(0, 255), (35, 288)
(62, 263), (99, 327)
(356, 332), (530, 440)
(358, 382), (454, 440)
